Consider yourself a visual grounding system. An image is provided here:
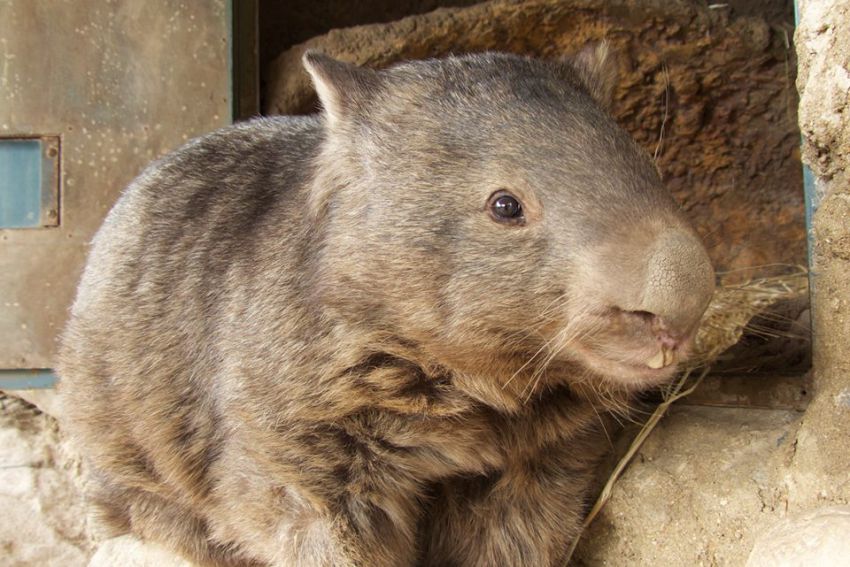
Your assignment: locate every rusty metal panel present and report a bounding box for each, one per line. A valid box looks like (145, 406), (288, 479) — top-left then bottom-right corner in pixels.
(0, 1), (231, 368)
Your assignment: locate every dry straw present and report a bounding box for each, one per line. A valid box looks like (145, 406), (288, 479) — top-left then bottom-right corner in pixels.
(564, 267), (809, 563)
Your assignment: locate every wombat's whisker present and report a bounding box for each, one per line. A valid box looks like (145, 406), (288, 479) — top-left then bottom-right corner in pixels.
(745, 312), (805, 325)
(517, 323), (576, 397)
(606, 400), (642, 426)
(536, 289), (571, 317)
(504, 304), (592, 393)
(497, 293), (572, 346)
(521, 335), (566, 399)
(737, 327), (793, 340)
(714, 263), (804, 276)
(503, 336), (557, 391)
(522, 316), (604, 404)
(499, 314), (561, 346)
(590, 400), (615, 449)
(522, 332), (568, 402)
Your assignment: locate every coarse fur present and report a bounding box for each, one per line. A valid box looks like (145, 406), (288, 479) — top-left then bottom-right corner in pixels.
(58, 50), (714, 566)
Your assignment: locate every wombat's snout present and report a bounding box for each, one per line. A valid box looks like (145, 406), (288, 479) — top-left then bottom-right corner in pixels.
(571, 226), (715, 379)
(610, 228), (715, 367)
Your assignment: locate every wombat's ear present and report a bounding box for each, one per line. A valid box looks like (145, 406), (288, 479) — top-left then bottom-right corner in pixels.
(303, 51), (379, 126)
(570, 41), (618, 109)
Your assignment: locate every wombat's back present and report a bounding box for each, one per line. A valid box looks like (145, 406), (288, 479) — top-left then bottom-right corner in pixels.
(58, 115), (322, 517)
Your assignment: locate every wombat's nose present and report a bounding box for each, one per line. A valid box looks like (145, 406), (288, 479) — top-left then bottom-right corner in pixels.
(626, 310), (687, 346)
(582, 225), (715, 359)
(636, 229), (715, 336)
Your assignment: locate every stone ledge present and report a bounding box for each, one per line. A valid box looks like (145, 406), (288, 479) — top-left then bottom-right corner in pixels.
(574, 405), (802, 565)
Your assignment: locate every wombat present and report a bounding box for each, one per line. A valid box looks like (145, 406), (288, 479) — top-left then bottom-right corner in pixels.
(58, 47), (715, 567)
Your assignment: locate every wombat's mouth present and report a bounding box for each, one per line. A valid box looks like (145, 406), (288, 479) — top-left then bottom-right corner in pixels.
(567, 340), (690, 389)
(547, 302), (702, 389)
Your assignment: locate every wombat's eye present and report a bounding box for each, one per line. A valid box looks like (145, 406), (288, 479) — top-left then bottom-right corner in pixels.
(488, 191), (524, 224)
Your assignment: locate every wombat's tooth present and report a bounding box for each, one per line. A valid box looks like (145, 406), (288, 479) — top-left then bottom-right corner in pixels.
(662, 346), (678, 368)
(646, 350), (666, 369)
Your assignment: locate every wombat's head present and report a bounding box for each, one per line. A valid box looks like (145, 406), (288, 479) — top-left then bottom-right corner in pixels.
(304, 49), (714, 396)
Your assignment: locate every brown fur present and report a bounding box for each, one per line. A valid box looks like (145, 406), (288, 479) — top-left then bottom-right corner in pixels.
(58, 50), (714, 566)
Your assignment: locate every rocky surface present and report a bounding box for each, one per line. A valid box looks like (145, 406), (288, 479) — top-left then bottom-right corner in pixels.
(788, 0), (850, 510)
(0, 394), (91, 566)
(796, 0), (850, 181)
(259, 0), (482, 82)
(745, 506), (850, 567)
(88, 535), (193, 567)
(573, 406), (803, 565)
(265, 0), (805, 276)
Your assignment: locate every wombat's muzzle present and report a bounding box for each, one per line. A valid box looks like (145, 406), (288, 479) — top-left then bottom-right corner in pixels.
(570, 226), (715, 373)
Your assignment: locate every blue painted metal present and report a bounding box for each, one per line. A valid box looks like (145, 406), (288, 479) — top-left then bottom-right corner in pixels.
(0, 369), (57, 390)
(802, 164), (817, 265)
(1, 138), (60, 388)
(794, 0), (819, 231)
(794, 0), (818, 297)
(0, 139), (43, 228)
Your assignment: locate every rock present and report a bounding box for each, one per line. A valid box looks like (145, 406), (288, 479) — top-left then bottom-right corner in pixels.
(790, 0), (850, 512)
(572, 405), (802, 566)
(745, 506), (850, 567)
(796, 0), (850, 181)
(0, 394), (91, 566)
(258, 0), (482, 80)
(265, 0), (806, 276)
(0, 392), (197, 566)
(7, 388), (63, 419)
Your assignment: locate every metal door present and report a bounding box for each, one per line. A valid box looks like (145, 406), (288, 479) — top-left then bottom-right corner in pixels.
(0, 0), (257, 393)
